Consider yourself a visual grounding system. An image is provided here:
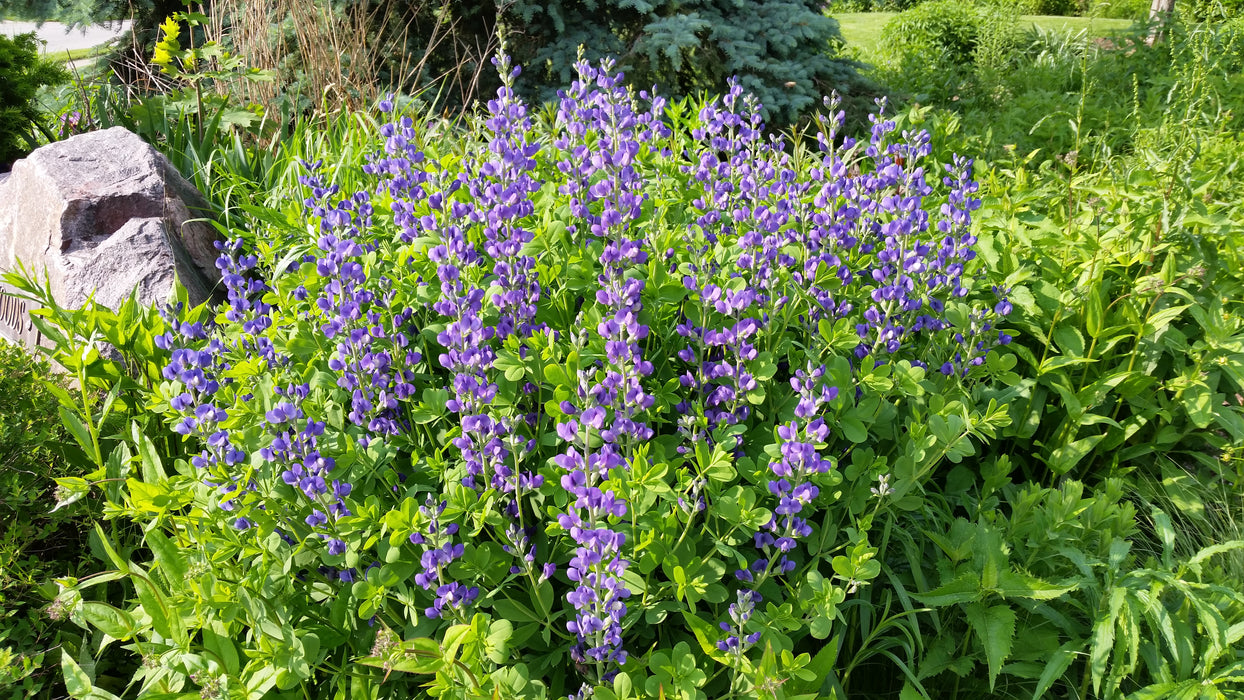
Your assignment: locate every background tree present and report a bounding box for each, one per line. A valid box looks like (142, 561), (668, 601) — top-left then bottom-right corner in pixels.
(502, 0), (869, 126)
(0, 33), (68, 169)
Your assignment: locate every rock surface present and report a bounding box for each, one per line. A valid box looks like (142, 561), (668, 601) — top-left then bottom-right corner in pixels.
(0, 127), (220, 347)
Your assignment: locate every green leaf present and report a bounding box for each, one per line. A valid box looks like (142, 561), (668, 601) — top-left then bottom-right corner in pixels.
(1143, 304), (1190, 335)
(1186, 540), (1244, 570)
(80, 602), (137, 639)
(485, 619), (513, 664)
(133, 423), (167, 482)
(1085, 281), (1105, 339)
(51, 477), (89, 512)
(61, 650), (93, 698)
(791, 635), (839, 694)
(1031, 640), (1080, 700)
(132, 571), (185, 644)
(1090, 587), (1127, 695)
(911, 573), (981, 607)
(1152, 507), (1176, 568)
(1046, 433), (1106, 475)
(839, 415), (868, 443)
(90, 523), (129, 573)
(59, 406), (95, 460)
(1181, 382), (1215, 429)
(993, 571), (1076, 600)
(203, 626), (240, 676)
(681, 612), (731, 665)
(964, 602), (1015, 692)
(145, 529), (188, 584)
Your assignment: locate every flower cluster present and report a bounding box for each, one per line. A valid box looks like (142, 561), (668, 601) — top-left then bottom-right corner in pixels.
(409, 497), (478, 620)
(738, 364), (839, 584)
(717, 589), (763, 654)
(301, 164), (422, 442)
(141, 49), (1017, 697)
(547, 57), (668, 678)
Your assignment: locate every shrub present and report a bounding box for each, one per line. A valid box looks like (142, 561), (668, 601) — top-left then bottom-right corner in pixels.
(879, 1), (982, 67)
(13, 55), (1016, 699)
(204, 0), (867, 127)
(0, 33), (67, 169)
(876, 1), (1026, 104)
(1090, 0), (1151, 19)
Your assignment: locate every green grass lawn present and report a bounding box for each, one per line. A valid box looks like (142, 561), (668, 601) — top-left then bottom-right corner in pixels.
(45, 46), (95, 62)
(832, 12), (1137, 54)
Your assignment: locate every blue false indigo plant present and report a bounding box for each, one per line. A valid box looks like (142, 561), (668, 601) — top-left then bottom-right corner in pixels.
(34, 51), (1016, 700)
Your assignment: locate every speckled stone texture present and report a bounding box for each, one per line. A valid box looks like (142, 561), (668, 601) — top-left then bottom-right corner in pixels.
(0, 127), (220, 346)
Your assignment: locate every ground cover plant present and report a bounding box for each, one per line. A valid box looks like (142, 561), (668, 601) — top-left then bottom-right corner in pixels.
(0, 343), (98, 699)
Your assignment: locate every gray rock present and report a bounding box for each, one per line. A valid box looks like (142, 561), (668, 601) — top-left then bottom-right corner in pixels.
(0, 127), (220, 347)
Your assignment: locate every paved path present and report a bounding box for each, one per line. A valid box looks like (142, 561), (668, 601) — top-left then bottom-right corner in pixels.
(0, 20), (131, 56)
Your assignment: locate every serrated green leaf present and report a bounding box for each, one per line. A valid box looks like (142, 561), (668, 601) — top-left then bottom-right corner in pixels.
(993, 570), (1076, 600)
(1031, 639), (1080, 700)
(911, 573), (981, 607)
(965, 602), (1015, 692)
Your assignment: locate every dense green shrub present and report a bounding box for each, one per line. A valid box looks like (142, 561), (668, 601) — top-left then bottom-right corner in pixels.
(1090, 0), (1151, 19)
(875, 2), (1026, 104)
(879, 1), (982, 66)
(0, 33), (67, 169)
(9, 53), (1022, 698)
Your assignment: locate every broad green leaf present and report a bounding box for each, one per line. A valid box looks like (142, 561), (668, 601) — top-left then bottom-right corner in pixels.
(61, 650), (93, 698)
(203, 625), (240, 676)
(1143, 304), (1190, 335)
(132, 422), (166, 482)
(80, 602), (137, 639)
(839, 415), (868, 443)
(485, 619), (513, 664)
(145, 529), (188, 584)
(964, 602), (1015, 692)
(1046, 433), (1106, 475)
(1181, 382), (1215, 429)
